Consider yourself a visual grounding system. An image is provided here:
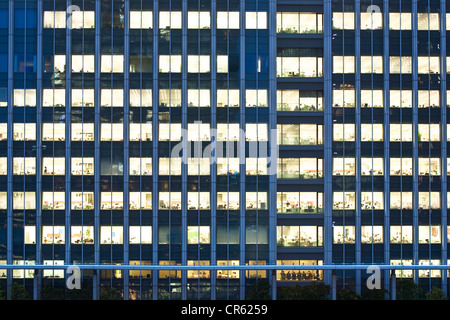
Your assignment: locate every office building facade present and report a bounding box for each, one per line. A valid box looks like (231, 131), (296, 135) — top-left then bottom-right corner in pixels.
(0, 0), (449, 300)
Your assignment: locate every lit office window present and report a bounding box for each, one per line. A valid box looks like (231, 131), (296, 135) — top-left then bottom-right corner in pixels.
(130, 11), (153, 29)
(390, 123), (413, 142)
(246, 12), (267, 29)
(187, 158), (210, 175)
(159, 158), (182, 175)
(217, 192), (240, 210)
(72, 89), (95, 107)
(13, 192), (36, 209)
(217, 55), (228, 73)
(43, 89), (65, 107)
(245, 123), (268, 141)
(13, 123), (36, 141)
(333, 226), (355, 243)
(101, 89), (124, 107)
(390, 90), (412, 108)
(361, 56), (383, 73)
(188, 11), (210, 29)
(418, 124), (440, 141)
(361, 192), (384, 210)
(71, 192), (94, 210)
(332, 192), (355, 210)
(217, 158), (240, 175)
(129, 226), (152, 244)
(390, 226), (413, 243)
(389, 56), (412, 74)
(159, 192), (182, 210)
(0, 192), (6, 209)
(246, 158), (268, 175)
(188, 123), (211, 141)
(332, 12), (354, 29)
(188, 226), (210, 244)
(72, 55), (95, 73)
(419, 260), (441, 278)
(188, 261), (210, 279)
(101, 55), (124, 73)
(130, 123), (152, 141)
(390, 192), (413, 210)
(129, 192), (152, 210)
(361, 123), (383, 142)
(0, 158), (6, 175)
(418, 192), (440, 209)
(245, 89), (267, 107)
(333, 158), (355, 176)
(24, 226), (36, 244)
(333, 123), (355, 141)
(42, 157), (65, 175)
(217, 89), (239, 107)
(418, 158), (440, 176)
(217, 11), (240, 29)
(71, 11), (95, 29)
(361, 158), (384, 176)
(158, 123), (182, 141)
(187, 55), (210, 73)
(418, 56), (440, 74)
(418, 90), (440, 108)
(361, 226), (383, 243)
(159, 89), (182, 107)
(129, 157), (152, 176)
(130, 89), (152, 107)
(246, 192), (268, 210)
(187, 192), (210, 210)
(71, 226), (94, 244)
(100, 123), (123, 141)
(361, 90), (383, 108)
(71, 123), (95, 141)
(217, 123), (240, 141)
(360, 11), (383, 29)
(277, 192), (323, 214)
(0, 124), (6, 140)
(277, 12), (323, 34)
(419, 226), (441, 244)
(42, 226), (65, 244)
(71, 157), (94, 175)
(42, 123), (65, 141)
(333, 56), (355, 74)
(100, 192), (124, 210)
(333, 89), (355, 107)
(43, 11), (66, 28)
(187, 89), (210, 107)
(277, 226), (323, 247)
(159, 11), (182, 29)
(42, 192), (65, 210)
(277, 90), (323, 111)
(389, 12), (412, 30)
(13, 157), (36, 175)
(417, 13), (440, 30)
(14, 89), (36, 107)
(100, 226), (123, 244)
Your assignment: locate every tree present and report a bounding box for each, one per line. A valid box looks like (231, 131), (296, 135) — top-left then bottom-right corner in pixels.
(100, 287), (122, 300)
(246, 280), (271, 300)
(41, 286), (66, 300)
(337, 288), (361, 300)
(11, 282), (30, 300)
(278, 283), (330, 300)
(425, 287), (447, 300)
(396, 279), (423, 300)
(66, 286), (93, 300)
(362, 288), (388, 300)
